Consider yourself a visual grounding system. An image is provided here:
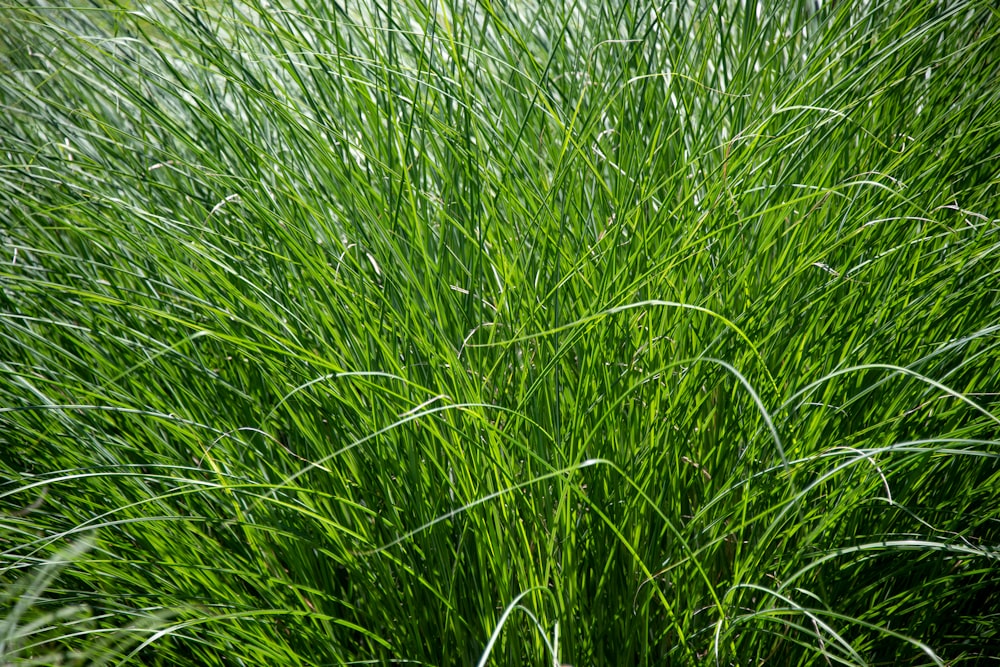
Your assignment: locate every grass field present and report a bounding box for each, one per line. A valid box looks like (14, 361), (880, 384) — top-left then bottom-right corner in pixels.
(2, 0), (999, 664)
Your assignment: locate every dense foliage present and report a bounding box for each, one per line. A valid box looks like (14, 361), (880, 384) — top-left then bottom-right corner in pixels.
(2, 0), (999, 664)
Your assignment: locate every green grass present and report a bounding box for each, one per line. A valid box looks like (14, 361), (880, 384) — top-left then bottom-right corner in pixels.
(2, 0), (999, 664)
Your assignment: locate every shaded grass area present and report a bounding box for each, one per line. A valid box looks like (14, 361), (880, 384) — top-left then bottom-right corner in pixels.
(2, 0), (999, 664)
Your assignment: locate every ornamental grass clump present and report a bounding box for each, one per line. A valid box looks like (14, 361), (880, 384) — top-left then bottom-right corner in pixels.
(2, 0), (999, 664)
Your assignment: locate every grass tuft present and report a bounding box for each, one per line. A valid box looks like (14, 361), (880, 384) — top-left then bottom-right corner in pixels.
(2, 0), (999, 664)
